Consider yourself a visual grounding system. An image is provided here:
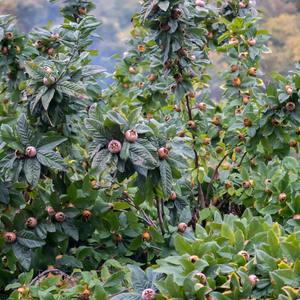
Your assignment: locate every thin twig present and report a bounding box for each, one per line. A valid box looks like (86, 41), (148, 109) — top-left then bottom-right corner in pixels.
(238, 152), (247, 167)
(217, 197), (230, 210)
(114, 209), (153, 226)
(142, 210), (157, 228)
(106, 287), (133, 298)
(161, 198), (165, 219)
(149, 245), (162, 251)
(156, 196), (165, 236)
(205, 154), (228, 203)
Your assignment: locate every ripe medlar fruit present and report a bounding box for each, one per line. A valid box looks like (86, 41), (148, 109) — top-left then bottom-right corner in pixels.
(178, 223), (187, 233)
(125, 129), (138, 142)
(25, 146), (37, 158)
(55, 212), (66, 222)
(169, 191), (176, 200)
(108, 140), (122, 154)
(27, 217), (37, 228)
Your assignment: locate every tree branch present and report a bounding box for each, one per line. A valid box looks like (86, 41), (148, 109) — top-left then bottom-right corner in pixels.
(106, 287), (133, 298)
(156, 196), (165, 236)
(238, 152), (247, 167)
(205, 154), (228, 203)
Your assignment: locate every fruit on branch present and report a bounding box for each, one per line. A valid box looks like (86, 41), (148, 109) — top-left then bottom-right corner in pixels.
(142, 233), (150, 241)
(170, 84), (177, 92)
(189, 255), (200, 263)
(231, 65), (238, 72)
(238, 134), (245, 141)
(286, 102), (295, 111)
(212, 117), (220, 125)
(264, 179), (271, 184)
(27, 217), (37, 228)
(230, 38), (239, 45)
(195, 272), (206, 284)
(160, 23), (170, 31)
(238, 53), (247, 60)
(125, 128), (138, 142)
(174, 105), (181, 112)
(188, 91), (196, 98)
(198, 103), (206, 110)
(169, 191), (176, 200)
(55, 212), (66, 222)
(225, 182), (232, 189)
(249, 67), (257, 76)
(67, 203), (75, 208)
(174, 73), (182, 83)
(179, 48), (187, 56)
(138, 45), (145, 51)
(47, 265), (55, 270)
(139, 82), (144, 89)
(44, 67), (52, 74)
(5, 32), (13, 39)
(238, 250), (250, 262)
(293, 215), (300, 219)
(78, 7), (87, 14)
(4, 232), (16, 243)
(172, 8), (181, 19)
(265, 187), (272, 195)
(129, 66), (136, 74)
(158, 147), (169, 159)
(271, 118), (280, 126)
(233, 78), (241, 86)
(239, 2), (246, 8)
(1, 46), (8, 54)
(287, 87), (293, 95)
(278, 193), (286, 202)
(148, 74), (156, 82)
(248, 37), (256, 46)
(3, 98), (8, 104)
(248, 275), (258, 285)
(195, 0), (205, 6)
(123, 84), (129, 90)
(82, 210), (92, 220)
(244, 118), (252, 126)
(190, 54), (196, 61)
(223, 162), (230, 170)
(114, 233), (122, 243)
(35, 40), (43, 48)
(51, 33), (59, 39)
(235, 108), (242, 114)
(242, 181), (251, 189)
(178, 223), (187, 233)
(235, 146), (242, 153)
(207, 32), (213, 39)
(142, 289), (156, 300)
(243, 96), (250, 104)
(108, 140), (122, 154)
(216, 146), (223, 154)
(82, 290), (90, 300)
(25, 146), (37, 157)
(43, 76), (55, 86)
(48, 48), (55, 56)
(17, 287), (25, 294)
(163, 59), (172, 68)
(47, 207), (55, 215)
(290, 140), (297, 147)
(187, 120), (196, 129)
(203, 138), (210, 145)
(211, 197), (219, 205)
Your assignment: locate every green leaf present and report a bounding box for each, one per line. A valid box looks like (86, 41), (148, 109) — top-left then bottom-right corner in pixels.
(12, 243), (32, 271)
(90, 148), (111, 175)
(36, 136), (67, 151)
(159, 160), (173, 198)
(120, 140), (130, 160)
(128, 265), (151, 293)
(174, 234), (192, 255)
(17, 113), (35, 147)
(80, 65), (106, 76)
(16, 230), (46, 248)
(56, 81), (90, 99)
(24, 61), (47, 80)
(0, 180), (10, 204)
(104, 271), (125, 287)
(24, 158), (41, 189)
(127, 107), (142, 128)
(240, 166), (249, 181)
(61, 219), (79, 241)
(158, 1), (169, 11)
(129, 235), (143, 251)
(84, 118), (112, 144)
(42, 88), (55, 110)
(36, 149), (67, 171)
(129, 142), (158, 169)
(110, 293), (141, 300)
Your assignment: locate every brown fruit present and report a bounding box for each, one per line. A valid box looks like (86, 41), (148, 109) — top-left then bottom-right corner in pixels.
(18, 287), (25, 294)
(108, 140), (122, 154)
(225, 182), (232, 189)
(82, 210), (92, 220)
(238, 134), (245, 141)
(82, 162), (88, 168)
(179, 48), (188, 56)
(188, 91), (196, 98)
(216, 146), (223, 154)
(3, 98), (8, 104)
(286, 102), (295, 111)
(198, 103), (206, 110)
(114, 233), (122, 243)
(265, 187), (272, 195)
(123, 84), (129, 89)
(293, 215), (300, 220)
(174, 73), (182, 83)
(264, 179), (271, 184)
(190, 54), (196, 61)
(138, 45), (145, 51)
(206, 32), (213, 39)
(51, 33), (59, 40)
(169, 191), (176, 200)
(211, 197), (219, 205)
(47, 265), (55, 270)
(1, 46), (8, 55)
(148, 74), (156, 82)
(290, 140), (297, 148)
(271, 118), (280, 126)
(203, 138), (210, 145)
(238, 53), (247, 60)
(279, 193), (286, 202)
(142, 289), (156, 300)
(244, 118), (252, 126)
(235, 108), (242, 114)
(5, 32), (14, 39)
(170, 84), (177, 92)
(189, 255), (200, 263)
(278, 208), (283, 216)
(4, 232), (16, 243)
(129, 67), (136, 74)
(7, 71), (15, 80)
(47, 207), (55, 215)
(248, 274), (258, 285)
(172, 8), (181, 19)
(27, 217), (37, 228)
(67, 203), (75, 208)
(55, 212), (66, 222)
(139, 82), (144, 89)
(248, 38), (256, 46)
(163, 59), (172, 68)
(187, 120), (196, 129)
(287, 88), (293, 95)
(251, 158), (255, 165)
(223, 162), (230, 170)
(48, 48), (55, 56)
(25, 146), (37, 158)
(231, 65), (238, 72)
(230, 38), (239, 45)
(82, 290), (90, 300)
(78, 7), (87, 14)
(158, 147), (169, 160)
(212, 117), (220, 125)
(142, 232), (150, 241)
(178, 132), (185, 137)
(195, 0), (205, 6)
(160, 23), (170, 31)
(178, 223), (187, 233)
(242, 181), (251, 189)
(195, 272), (206, 284)
(174, 105), (181, 112)
(249, 67), (257, 76)
(35, 40), (43, 48)
(239, 2), (246, 8)
(238, 250), (250, 262)
(233, 78), (241, 86)
(243, 96), (250, 104)
(125, 129), (138, 142)
(235, 146), (242, 153)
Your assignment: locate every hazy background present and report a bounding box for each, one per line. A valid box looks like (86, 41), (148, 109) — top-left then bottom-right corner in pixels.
(0, 0), (299, 100)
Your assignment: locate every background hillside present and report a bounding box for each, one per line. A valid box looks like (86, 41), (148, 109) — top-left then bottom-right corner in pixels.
(0, 0), (299, 99)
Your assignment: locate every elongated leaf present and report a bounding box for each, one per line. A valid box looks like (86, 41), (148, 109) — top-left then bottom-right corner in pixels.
(24, 61), (47, 80)
(81, 65), (106, 76)
(129, 142), (158, 169)
(84, 118), (112, 144)
(61, 219), (79, 241)
(30, 86), (48, 112)
(159, 160), (172, 197)
(16, 230), (46, 248)
(42, 88), (55, 110)
(56, 81), (90, 99)
(90, 148), (110, 175)
(37, 136), (67, 151)
(24, 158), (41, 188)
(110, 293), (141, 300)
(12, 242), (32, 271)
(17, 114), (35, 147)
(36, 149), (67, 171)
(128, 265), (151, 293)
